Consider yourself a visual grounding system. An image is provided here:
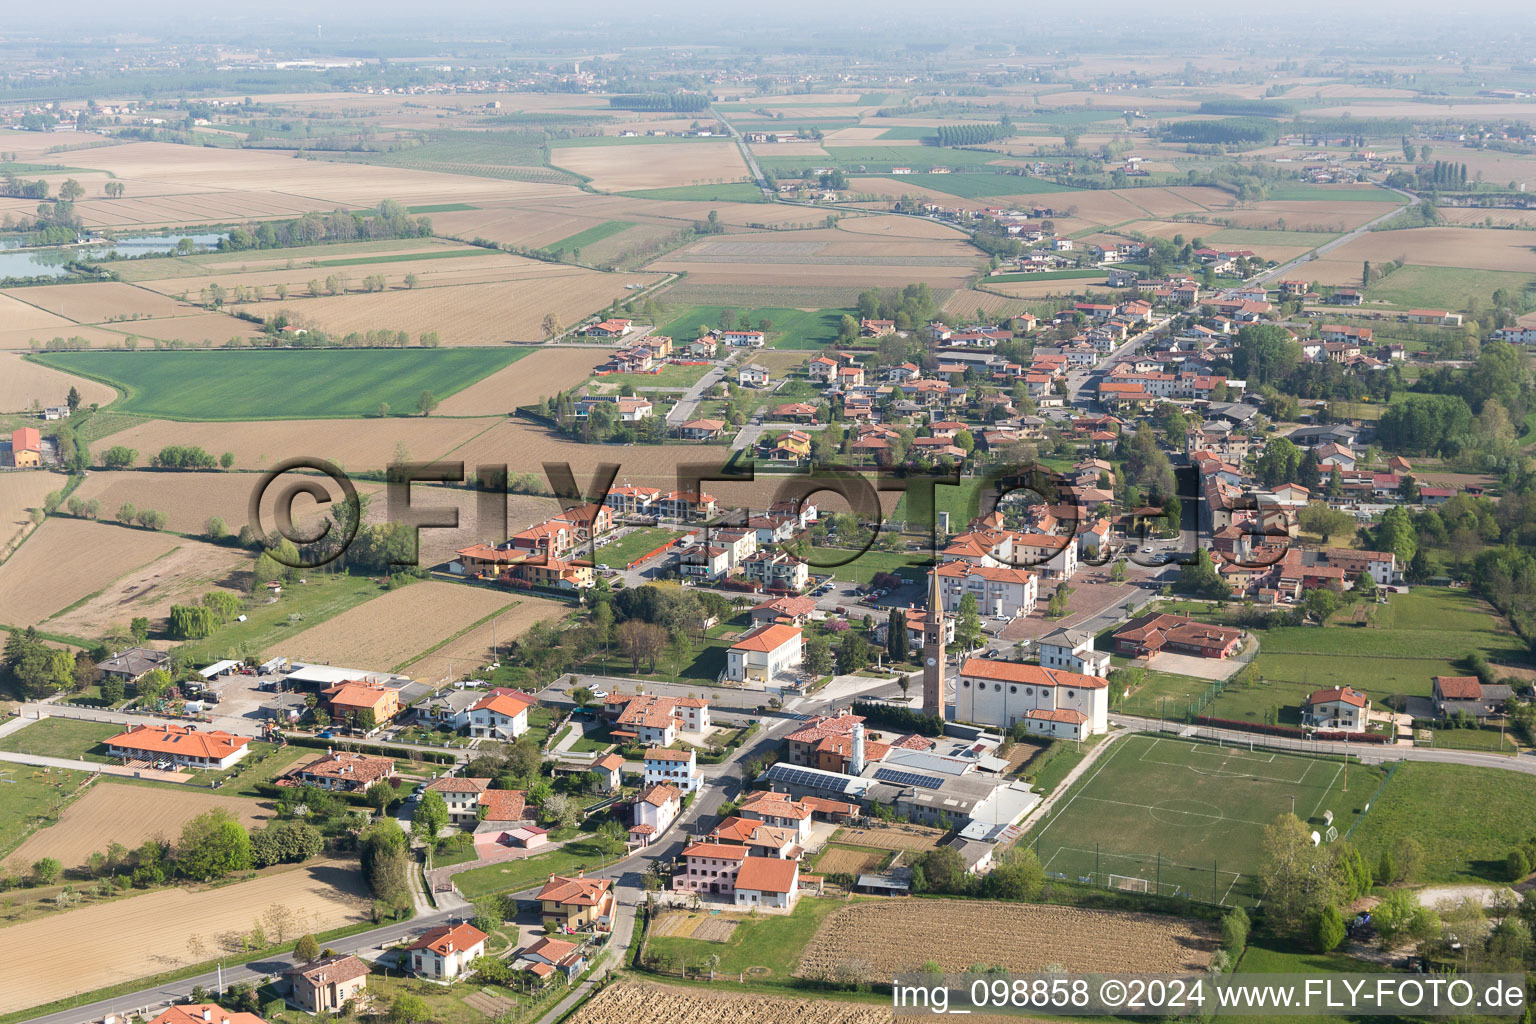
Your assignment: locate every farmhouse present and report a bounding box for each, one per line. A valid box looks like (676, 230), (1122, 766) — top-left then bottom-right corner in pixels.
(9, 427), (41, 468)
(285, 955), (370, 1014)
(289, 750), (397, 792)
(1432, 676), (1512, 719)
(725, 622), (803, 684)
(954, 660), (1110, 739)
(536, 873), (615, 931)
(105, 724), (251, 770)
(1302, 687), (1370, 733)
(95, 646), (171, 686)
(1112, 613), (1244, 659)
(407, 923), (488, 982)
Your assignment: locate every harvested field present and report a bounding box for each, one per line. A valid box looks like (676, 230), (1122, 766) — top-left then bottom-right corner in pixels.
(1, 282), (194, 324)
(941, 287), (1037, 319)
(0, 518), (180, 627)
(134, 251), (550, 298)
(829, 823), (944, 853)
(4, 780), (273, 873)
(0, 353), (118, 411)
(436, 347), (608, 415)
(105, 313), (266, 346)
(0, 326), (134, 354)
(284, 270), (665, 346)
(45, 537), (251, 639)
(0, 472), (63, 558)
(271, 580), (522, 676)
(833, 215), (970, 239)
(1438, 208), (1536, 229)
(655, 281), (875, 309)
(84, 415), (500, 471)
(403, 593), (570, 680)
(813, 845), (889, 875)
(69, 470), (356, 537)
(565, 981), (892, 1024)
(795, 899), (1216, 981)
(0, 859), (369, 1016)
(0, 294), (78, 334)
(1205, 201), (1398, 233)
(551, 141), (749, 192)
(649, 910), (740, 942)
(1328, 226), (1536, 273)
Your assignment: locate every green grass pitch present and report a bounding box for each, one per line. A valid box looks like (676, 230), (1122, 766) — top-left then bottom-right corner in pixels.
(1023, 733), (1384, 906)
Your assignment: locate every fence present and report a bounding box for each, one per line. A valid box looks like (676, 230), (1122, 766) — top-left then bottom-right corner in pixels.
(1113, 716), (1410, 764)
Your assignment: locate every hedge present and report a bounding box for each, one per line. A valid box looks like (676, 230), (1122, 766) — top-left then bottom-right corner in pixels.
(1195, 716), (1393, 743)
(284, 733), (457, 763)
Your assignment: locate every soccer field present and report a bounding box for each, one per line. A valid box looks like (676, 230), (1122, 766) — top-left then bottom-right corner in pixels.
(1023, 733), (1382, 906)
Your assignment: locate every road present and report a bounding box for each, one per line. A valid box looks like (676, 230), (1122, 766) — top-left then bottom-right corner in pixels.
(1250, 187), (1420, 287)
(712, 109), (769, 194)
(1065, 314), (1175, 408)
(664, 359), (731, 426)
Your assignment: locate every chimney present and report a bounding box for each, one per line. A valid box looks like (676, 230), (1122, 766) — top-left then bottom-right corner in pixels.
(202, 1011), (212, 1023)
(850, 723), (866, 777)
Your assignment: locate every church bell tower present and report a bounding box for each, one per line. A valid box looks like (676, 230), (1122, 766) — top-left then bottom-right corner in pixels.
(921, 570), (947, 720)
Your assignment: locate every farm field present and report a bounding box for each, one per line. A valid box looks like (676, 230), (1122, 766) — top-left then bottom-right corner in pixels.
(1, 282), (194, 324)
(45, 535), (251, 640)
(656, 305), (851, 351)
(795, 898), (1216, 981)
(270, 580), (521, 676)
(565, 981), (889, 1024)
(0, 471), (64, 557)
(1365, 265), (1536, 311)
(3, 778), (273, 873)
(550, 140), (750, 192)
(828, 823), (945, 853)
(0, 858), (370, 1016)
(1024, 734), (1377, 905)
(272, 269), (665, 346)
(67, 470), (348, 537)
(435, 347), (609, 414)
(1350, 762), (1536, 884)
(1333, 226), (1536, 272)
(811, 843), (891, 875)
(0, 294), (79, 336)
(133, 250), (566, 299)
(402, 594), (570, 681)
(645, 226), (984, 290)
(0, 518), (181, 629)
(33, 349), (528, 421)
(81, 415), (500, 472)
(112, 312), (268, 347)
(0, 352), (118, 410)
(0, 766), (91, 866)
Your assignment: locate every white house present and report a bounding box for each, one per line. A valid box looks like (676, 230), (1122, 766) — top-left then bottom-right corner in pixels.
(673, 844), (801, 910)
(1302, 686), (1370, 734)
(104, 724), (251, 771)
(643, 747), (701, 793)
(738, 364), (770, 387)
(723, 330), (766, 347)
(954, 659), (1110, 739)
(725, 623), (802, 684)
(630, 783), (682, 845)
(933, 562), (1039, 619)
(737, 790), (814, 843)
(1036, 627), (1111, 676)
(467, 691), (534, 739)
(732, 856), (801, 910)
(425, 777), (492, 825)
(407, 923), (487, 982)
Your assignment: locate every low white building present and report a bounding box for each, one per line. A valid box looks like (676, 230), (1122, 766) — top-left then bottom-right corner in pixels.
(407, 923), (487, 982)
(954, 659), (1110, 739)
(630, 783), (681, 845)
(1036, 627), (1111, 677)
(732, 855), (801, 910)
(725, 623), (802, 683)
(1302, 686), (1370, 734)
(934, 562), (1039, 618)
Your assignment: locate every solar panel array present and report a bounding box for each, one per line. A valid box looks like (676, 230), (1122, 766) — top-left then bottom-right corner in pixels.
(873, 767), (944, 789)
(764, 763), (857, 794)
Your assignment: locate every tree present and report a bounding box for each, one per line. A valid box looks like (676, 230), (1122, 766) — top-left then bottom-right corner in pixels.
(389, 994), (431, 1024)
(1298, 502), (1354, 542)
(220, 451), (235, 469)
(294, 933), (321, 963)
(102, 445), (137, 469)
(802, 634), (833, 677)
(979, 848), (1045, 901)
(571, 685), (594, 708)
(31, 857), (61, 886)
(364, 781), (395, 814)
(1221, 906), (1250, 957)
(955, 593), (983, 653)
(1309, 904), (1346, 952)
(59, 178), (84, 202)
(618, 620), (666, 673)
(177, 809), (252, 882)
(887, 608), (909, 662)
(1233, 324), (1302, 387)
(1259, 813), (1341, 938)
(412, 789), (449, 841)
(205, 516), (227, 539)
(1174, 548), (1230, 600)
(65, 386), (81, 413)
(1255, 437), (1303, 488)
(100, 675), (125, 704)
(541, 313), (564, 341)
(417, 390), (439, 417)
(910, 846), (969, 895)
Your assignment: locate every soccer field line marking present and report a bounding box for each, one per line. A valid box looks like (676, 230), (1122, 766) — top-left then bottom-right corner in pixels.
(1219, 873), (1244, 906)
(1044, 844), (1244, 883)
(1076, 793), (1275, 828)
(1035, 731), (1134, 846)
(1132, 752), (1313, 786)
(1308, 762), (1343, 822)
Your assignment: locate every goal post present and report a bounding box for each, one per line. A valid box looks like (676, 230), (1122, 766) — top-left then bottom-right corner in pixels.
(1108, 873), (1150, 893)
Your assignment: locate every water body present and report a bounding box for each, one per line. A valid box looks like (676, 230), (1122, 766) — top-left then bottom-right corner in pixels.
(0, 232), (227, 279)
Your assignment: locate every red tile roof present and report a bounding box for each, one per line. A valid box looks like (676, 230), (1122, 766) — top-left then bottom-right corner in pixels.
(1307, 686), (1368, 708)
(536, 874), (613, 906)
(958, 658), (1108, 689)
(731, 622), (801, 652)
(478, 788), (528, 821)
(107, 724), (250, 760)
(408, 923), (487, 955)
(734, 856), (799, 893)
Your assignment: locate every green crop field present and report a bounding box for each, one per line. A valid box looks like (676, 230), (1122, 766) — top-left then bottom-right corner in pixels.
(876, 126), (937, 141)
(1350, 762), (1536, 883)
(0, 767), (90, 861)
(656, 305), (853, 350)
(1365, 265), (1535, 311)
(309, 249), (488, 268)
(1024, 733), (1382, 906)
(547, 220), (636, 251)
(32, 348), (530, 421)
(985, 269), (1108, 283)
(619, 183), (768, 202)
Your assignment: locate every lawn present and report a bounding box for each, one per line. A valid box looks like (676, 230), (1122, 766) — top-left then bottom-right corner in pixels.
(547, 220), (637, 252)
(1350, 761), (1536, 883)
(806, 547), (927, 585)
(450, 838), (619, 899)
(172, 573), (386, 664)
(1418, 726), (1518, 755)
(580, 633), (735, 684)
(598, 362), (714, 389)
(985, 269), (1108, 283)
(890, 475), (988, 532)
(1022, 733), (1382, 906)
(655, 305), (852, 351)
(1366, 265), (1536, 312)
(32, 348), (531, 421)
(0, 767), (90, 861)
(1118, 668), (1225, 721)
(619, 183), (768, 202)
(0, 719), (121, 763)
(596, 527), (684, 568)
(644, 895), (844, 978)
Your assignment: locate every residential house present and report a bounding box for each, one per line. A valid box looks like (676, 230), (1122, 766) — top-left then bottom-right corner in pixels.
(751, 595), (819, 627)
(809, 355), (839, 382)
(1313, 443), (1357, 471)
(933, 561), (1039, 618)
(467, 689), (535, 739)
(147, 1005), (265, 1024)
(643, 747), (701, 793)
(513, 936), (588, 983)
(1037, 627), (1111, 676)
(1302, 687), (1370, 733)
(722, 329), (766, 347)
(630, 782), (682, 845)
(106, 724), (251, 770)
(725, 623), (803, 683)
(322, 681), (400, 727)
(590, 752), (625, 792)
(1112, 614), (1244, 659)
(535, 873), (615, 931)
(605, 693), (711, 743)
(742, 549), (810, 593)
(96, 646), (171, 686)
(425, 776), (492, 825)
(9, 427), (41, 468)
(286, 955), (370, 1014)
(673, 845), (802, 909)
(861, 318), (896, 337)
(584, 318), (633, 338)
(290, 750), (397, 792)
(1406, 309), (1464, 326)
(679, 419), (726, 441)
(1432, 676), (1512, 719)
(408, 923), (488, 981)
(738, 364), (770, 388)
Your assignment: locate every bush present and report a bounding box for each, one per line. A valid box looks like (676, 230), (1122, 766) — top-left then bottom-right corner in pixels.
(1309, 904), (1346, 953)
(1507, 849), (1530, 882)
(1221, 906), (1250, 957)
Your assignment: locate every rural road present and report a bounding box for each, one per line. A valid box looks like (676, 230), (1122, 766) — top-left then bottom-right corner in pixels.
(1250, 186), (1420, 287)
(665, 360), (731, 425)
